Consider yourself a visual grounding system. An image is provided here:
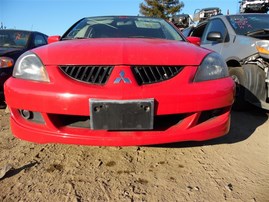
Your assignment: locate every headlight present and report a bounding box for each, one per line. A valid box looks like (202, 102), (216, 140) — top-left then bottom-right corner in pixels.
(0, 57), (14, 68)
(13, 51), (50, 82)
(256, 40), (269, 57)
(194, 52), (228, 82)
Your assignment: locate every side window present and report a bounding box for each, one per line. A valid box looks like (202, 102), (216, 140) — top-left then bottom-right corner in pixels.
(34, 34), (47, 47)
(191, 23), (207, 38)
(201, 19), (229, 44)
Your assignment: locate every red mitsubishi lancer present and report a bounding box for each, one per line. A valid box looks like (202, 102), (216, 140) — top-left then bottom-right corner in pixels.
(4, 16), (235, 146)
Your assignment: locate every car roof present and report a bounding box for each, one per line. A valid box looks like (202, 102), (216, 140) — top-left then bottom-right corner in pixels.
(83, 15), (164, 20)
(200, 7), (220, 11)
(0, 29), (47, 36)
(210, 13), (268, 19)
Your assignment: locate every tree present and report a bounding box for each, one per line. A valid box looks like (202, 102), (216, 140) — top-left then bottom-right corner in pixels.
(139, 0), (184, 19)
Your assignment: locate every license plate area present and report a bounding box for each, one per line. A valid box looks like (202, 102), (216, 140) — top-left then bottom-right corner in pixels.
(90, 99), (154, 130)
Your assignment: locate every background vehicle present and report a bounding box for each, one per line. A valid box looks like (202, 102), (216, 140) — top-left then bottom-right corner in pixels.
(0, 29), (48, 108)
(4, 16), (234, 146)
(193, 7), (222, 22)
(170, 14), (194, 30)
(239, 0), (269, 13)
(182, 14), (269, 110)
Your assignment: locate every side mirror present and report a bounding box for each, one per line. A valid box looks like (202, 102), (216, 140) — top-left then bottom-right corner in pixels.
(206, 32), (223, 42)
(48, 35), (61, 44)
(187, 36), (201, 46)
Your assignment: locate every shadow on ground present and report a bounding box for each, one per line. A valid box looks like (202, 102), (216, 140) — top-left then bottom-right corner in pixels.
(0, 161), (38, 181)
(154, 107), (269, 148)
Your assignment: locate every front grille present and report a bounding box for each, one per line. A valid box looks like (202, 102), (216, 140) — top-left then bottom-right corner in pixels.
(59, 65), (113, 85)
(132, 66), (183, 85)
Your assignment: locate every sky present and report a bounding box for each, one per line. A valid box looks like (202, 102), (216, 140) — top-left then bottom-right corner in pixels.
(1, 0), (240, 36)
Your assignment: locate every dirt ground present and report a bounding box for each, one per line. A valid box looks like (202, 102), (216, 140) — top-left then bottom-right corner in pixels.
(0, 107), (268, 202)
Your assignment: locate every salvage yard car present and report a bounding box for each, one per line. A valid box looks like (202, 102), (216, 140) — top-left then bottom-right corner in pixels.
(170, 14), (194, 30)
(182, 13), (269, 110)
(4, 16), (235, 146)
(239, 0), (269, 13)
(193, 7), (222, 22)
(0, 29), (48, 108)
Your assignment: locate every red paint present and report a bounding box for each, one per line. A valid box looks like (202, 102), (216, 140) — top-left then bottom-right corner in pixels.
(4, 38), (235, 146)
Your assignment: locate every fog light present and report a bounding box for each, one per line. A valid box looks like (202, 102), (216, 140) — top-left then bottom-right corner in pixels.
(20, 110), (33, 120)
(19, 110), (45, 123)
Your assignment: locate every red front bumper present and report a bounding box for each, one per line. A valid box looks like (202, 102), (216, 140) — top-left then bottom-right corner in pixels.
(8, 108), (231, 146)
(4, 66), (235, 146)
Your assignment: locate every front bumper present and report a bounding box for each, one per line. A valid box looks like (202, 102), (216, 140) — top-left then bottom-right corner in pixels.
(4, 66), (235, 146)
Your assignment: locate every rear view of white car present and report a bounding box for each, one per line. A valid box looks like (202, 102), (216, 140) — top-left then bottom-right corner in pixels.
(239, 0), (269, 13)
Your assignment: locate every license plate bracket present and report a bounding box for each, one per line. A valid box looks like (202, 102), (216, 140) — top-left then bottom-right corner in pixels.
(90, 99), (154, 130)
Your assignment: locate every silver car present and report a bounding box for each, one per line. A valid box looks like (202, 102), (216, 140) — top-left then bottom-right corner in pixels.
(183, 14), (269, 110)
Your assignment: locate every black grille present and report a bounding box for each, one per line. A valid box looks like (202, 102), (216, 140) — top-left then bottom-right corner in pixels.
(48, 113), (186, 131)
(132, 66), (183, 85)
(59, 65), (113, 84)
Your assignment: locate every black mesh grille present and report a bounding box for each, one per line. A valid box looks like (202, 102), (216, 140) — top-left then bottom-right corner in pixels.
(59, 65), (113, 84)
(48, 113), (186, 131)
(132, 66), (183, 85)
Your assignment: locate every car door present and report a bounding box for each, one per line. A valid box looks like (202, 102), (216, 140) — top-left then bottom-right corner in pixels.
(200, 18), (229, 54)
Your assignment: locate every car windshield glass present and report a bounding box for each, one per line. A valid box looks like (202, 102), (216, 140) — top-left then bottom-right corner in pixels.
(62, 16), (184, 41)
(0, 30), (30, 48)
(227, 14), (269, 35)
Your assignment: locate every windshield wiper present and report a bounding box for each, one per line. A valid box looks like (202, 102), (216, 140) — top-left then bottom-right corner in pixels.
(0, 45), (23, 48)
(61, 37), (89, 40)
(246, 29), (269, 36)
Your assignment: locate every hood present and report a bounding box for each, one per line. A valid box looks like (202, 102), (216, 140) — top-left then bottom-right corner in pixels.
(0, 47), (23, 56)
(33, 38), (210, 66)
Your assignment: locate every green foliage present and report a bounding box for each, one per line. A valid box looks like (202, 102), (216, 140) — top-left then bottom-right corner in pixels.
(139, 0), (184, 19)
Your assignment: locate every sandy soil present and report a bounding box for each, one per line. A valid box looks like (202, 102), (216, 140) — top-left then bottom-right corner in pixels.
(0, 107), (268, 202)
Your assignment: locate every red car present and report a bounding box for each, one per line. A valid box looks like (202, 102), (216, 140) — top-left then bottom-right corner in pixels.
(4, 16), (235, 146)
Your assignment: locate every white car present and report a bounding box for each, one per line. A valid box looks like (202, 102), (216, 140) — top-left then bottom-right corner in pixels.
(193, 7), (221, 22)
(239, 0), (269, 13)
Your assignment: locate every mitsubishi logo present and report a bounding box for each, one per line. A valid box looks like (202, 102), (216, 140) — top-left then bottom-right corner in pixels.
(114, 70), (131, 84)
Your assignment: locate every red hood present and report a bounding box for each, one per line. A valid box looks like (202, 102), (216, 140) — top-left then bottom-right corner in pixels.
(33, 38), (210, 66)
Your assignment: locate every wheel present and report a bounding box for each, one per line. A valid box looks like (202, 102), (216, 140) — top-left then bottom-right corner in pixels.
(243, 64), (267, 108)
(229, 67), (250, 110)
(0, 101), (7, 109)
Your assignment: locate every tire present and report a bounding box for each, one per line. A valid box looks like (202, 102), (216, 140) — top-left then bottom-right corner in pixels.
(0, 101), (7, 109)
(243, 64), (267, 108)
(229, 67), (250, 110)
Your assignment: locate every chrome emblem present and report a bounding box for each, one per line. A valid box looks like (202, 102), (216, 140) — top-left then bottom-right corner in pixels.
(114, 70), (131, 84)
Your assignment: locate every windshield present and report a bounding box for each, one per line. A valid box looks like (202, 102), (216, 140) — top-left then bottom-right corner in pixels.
(62, 16), (184, 41)
(0, 30), (30, 48)
(227, 14), (269, 35)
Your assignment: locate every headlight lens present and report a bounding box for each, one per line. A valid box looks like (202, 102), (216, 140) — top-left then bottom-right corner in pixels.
(0, 57), (14, 68)
(194, 52), (228, 82)
(13, 51), (50, 82)
(256, 40), (269, 55)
